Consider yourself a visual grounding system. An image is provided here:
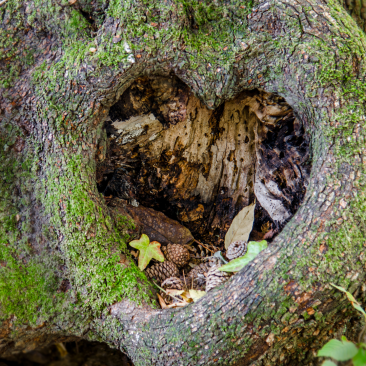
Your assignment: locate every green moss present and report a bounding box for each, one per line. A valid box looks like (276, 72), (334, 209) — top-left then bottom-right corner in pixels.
(36, 152), (155, 313)
(0, 126), (66, 325)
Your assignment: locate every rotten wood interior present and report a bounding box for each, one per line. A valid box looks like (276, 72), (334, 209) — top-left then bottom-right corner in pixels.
(96, 75), (311, 249)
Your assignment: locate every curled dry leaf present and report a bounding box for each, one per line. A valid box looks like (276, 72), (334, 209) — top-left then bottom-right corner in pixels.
(180, 291), (193, 303)
(224, 202), (255, 249)
(157, 293), (168, 309)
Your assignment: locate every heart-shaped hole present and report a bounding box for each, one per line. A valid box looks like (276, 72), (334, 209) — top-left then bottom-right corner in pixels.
(97, 75), (311, 249)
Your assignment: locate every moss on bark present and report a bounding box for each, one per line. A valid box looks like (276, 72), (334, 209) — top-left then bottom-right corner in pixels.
(1, 0), (366, 364)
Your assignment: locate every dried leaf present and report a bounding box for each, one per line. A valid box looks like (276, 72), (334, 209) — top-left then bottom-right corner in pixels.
(225, 203), (255, 249)
(129, 234), (164, 270)
(180, 291), (193, 303)
(166, 289), (184, 296)
(157, 293), (168, 309)
(189, 289), (206, 302)
(167, 301), (189, 308)
(55, 343), (68, 358)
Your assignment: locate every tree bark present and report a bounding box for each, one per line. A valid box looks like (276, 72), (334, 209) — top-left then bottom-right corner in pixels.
(1, 0), (366, 365)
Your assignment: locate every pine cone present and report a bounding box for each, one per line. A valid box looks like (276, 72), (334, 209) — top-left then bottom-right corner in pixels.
(162, 244), (190, 268)
(161, 277), (184, 291)
(205, 267), (231, 292)
(145, 261), (179, 283)
(190, 243), (217, 259)
(226, 240), (247, 260)
(186, 262), (210, 290)
(205, 256), (223, 268)
(160, 276), (185, 305)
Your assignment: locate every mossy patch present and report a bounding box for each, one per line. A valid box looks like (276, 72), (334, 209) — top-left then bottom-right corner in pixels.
(0, 125), (66, 325)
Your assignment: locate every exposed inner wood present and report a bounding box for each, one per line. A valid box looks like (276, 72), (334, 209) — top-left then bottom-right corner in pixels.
(96, 76), (311, 247)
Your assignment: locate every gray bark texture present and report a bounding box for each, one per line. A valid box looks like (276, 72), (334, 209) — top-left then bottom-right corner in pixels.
(1, 0), (366, 365)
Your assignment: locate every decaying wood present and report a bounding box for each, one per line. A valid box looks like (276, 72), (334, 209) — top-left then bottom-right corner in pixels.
(98, 77), (310, 247)
(110, 198), (194, 246)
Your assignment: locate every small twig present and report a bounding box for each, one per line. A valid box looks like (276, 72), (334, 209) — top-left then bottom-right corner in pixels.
(194, 239), (215, 254)
(0, 0), (9, 6)
(182, 270), (187, 289)
(153, 281), (183, 303)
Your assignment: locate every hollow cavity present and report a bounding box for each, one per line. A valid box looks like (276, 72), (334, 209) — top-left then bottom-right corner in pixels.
(97, 76), (311, 247)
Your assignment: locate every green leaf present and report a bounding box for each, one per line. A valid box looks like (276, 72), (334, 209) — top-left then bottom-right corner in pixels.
(129, 234), (164, 271)
(353, 348), (366, 366)
(321, 361), (337, 366)
(218, 240), (267, 272)
(331, 283), (366, 317)
(353, 304), (366, 318)
(317, 339), (358, 361)
(331, 284), (358, 303)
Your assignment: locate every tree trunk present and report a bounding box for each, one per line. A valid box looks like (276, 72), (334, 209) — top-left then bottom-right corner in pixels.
(1, 1), (366, 365)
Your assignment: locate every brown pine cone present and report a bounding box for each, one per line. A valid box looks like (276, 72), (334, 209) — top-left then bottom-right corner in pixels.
(226, 240), (247, 260)
(145, 261), (179, 283)
(186, 262), (210, 290)
(205, 267), (231, 292)
(162, 244), (190, 268)
(161, 277), (184, 291)
(205, 257), (223, 268)
(160, 277), (185, 305)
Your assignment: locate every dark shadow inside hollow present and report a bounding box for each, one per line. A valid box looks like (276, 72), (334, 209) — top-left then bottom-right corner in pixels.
(96, 75), (312, 248)
(0, 340), (134, 366)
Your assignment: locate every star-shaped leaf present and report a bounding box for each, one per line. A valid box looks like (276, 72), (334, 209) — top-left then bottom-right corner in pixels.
(129, 234), (164, 270)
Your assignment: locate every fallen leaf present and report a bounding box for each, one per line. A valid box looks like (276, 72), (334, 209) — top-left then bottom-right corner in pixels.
(68, 0), (77, 4)
(261, 221), (271, 233)
(189, 289), (206, 302)
(166, 289), (184, 296)
(129, 234), (164, 270)
(225, 202), (256, 249)
(180, 291), (193, 303)
(55, 343), (68, 358)
(219, 240), (267, 272)
(157, 293), (168, 309)
(167, 301), (189, 308)
(130, 250), (138, 258)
